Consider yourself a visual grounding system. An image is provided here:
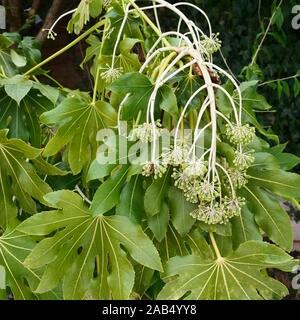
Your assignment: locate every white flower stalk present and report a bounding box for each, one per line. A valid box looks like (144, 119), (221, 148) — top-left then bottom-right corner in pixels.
(112, 0), (254, 225)
(43, 9), (77, 40)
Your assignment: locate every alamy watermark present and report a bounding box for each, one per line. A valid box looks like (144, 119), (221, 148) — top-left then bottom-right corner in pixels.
(292, 265), (300, 290)
(292, 5), (300, 30)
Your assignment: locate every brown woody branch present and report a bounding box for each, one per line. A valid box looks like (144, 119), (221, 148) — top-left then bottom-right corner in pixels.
(36, 0), (67, 44)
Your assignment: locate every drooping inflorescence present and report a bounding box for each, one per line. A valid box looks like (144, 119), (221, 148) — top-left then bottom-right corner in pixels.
(109, 0), (256, 224)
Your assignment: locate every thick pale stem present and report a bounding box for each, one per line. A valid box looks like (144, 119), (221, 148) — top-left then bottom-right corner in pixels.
(209, 232), (222, 260)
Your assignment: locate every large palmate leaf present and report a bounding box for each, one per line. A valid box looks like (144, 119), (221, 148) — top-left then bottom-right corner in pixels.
(0, 220), (61, 300)
(116, 174), (145, 223)
(0, 85), (56, 146)
(18, 190), (162, 300)
(168, 70), (204, 112)
(0, 130), (65, 228)
(247, 167), (300, 200)
(134, 224), (213, 297)
(158, 240), (298, 300)
(0, 34), (18, 78)
(103, 3), (142, 55)
(91, 165), (130, 217)
(240, 185), (293, 252)
(231, 205), (262, 250)
(41, 96), (117, 174)
(144, 168), (171, 217)
(108, 72), (178, 120)
(167, 187), (197, 236)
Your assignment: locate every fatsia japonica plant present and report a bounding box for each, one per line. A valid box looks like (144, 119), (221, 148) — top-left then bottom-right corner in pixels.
(0, 0), (299, 300)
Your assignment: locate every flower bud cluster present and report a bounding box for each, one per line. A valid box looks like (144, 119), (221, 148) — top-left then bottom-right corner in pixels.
(233, 150), (255, 170)
(227, 167), (248, 188)
(101, 65), (124, 84)
(200, 33), (222, 54)
(142, 160), (167, 179)
(128, 120), (162, 143)
(225, 124), (255, 146)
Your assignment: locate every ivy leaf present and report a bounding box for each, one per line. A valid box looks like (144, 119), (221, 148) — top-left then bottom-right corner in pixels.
(0, 130), (54, 228)
(18, 190), (162, 300)
(116, 174), (145, 223)
(251, 152), (280, 169)
(33, 82), (59, 105)
(108, 72), (178, 120)
(144, 169), (171, 217)
(117, 38), (142, 72)
(240, 185), (293, 252)
(91, 165), (130, 217)
(153, 223), (213, 264)
(41, 97), (117, 174)
(1, 75), (33, 105)
(167, 186), (196, 236)
(103, 3), (142, 55)
(266, 143), (300, 170)
(158, 240), (298, 300)
(80, 34), (101, 68)
(0, 220), (61, 300)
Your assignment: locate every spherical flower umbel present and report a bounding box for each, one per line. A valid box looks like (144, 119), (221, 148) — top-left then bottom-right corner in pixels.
(103, 0), (112, 9)
(172, 167), (190, 190)
(225, 123), (255, 146)
(233, 150), (254, 170)
(183, 159), (207, 177)
(223, 196), (246, 218)
(101, 65), (123, 84)
(190, 203), (227, 224)
(128, 120), (161, 143)
(162, 144), (188, 166)
(142, 160), (167, 179)
(183, 180), (201, 203)
(227, 167), (248, 188)
(198, 179), (220, 201)
(200, 33), (222, 54)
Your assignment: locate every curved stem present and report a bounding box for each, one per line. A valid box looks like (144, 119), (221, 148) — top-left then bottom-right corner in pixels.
(24, 19), (104, 76)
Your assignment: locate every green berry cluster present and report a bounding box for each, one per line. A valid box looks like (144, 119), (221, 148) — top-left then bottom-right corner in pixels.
(200, 33), (222, 55)
(225, 124), (255, 146)
(128, 120), (161, 143)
